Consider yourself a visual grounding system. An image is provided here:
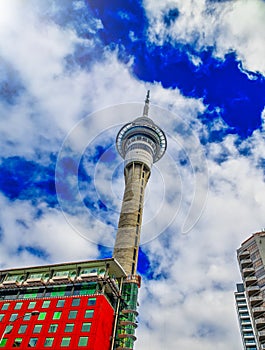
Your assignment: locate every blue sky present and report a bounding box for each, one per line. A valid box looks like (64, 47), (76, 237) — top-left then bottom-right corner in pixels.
(1, 0), (265, 349)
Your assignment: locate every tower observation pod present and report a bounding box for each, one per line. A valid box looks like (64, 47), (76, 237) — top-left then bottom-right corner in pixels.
(114, 91), (167, 275)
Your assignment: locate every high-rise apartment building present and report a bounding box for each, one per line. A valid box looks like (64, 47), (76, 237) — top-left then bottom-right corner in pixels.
(235, 283), (257, 350)
(0, 92), (167, 349)
(237, 231), (265, 350)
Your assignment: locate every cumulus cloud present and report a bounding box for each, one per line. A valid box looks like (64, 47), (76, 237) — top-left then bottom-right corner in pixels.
(144, 0), (265, 74)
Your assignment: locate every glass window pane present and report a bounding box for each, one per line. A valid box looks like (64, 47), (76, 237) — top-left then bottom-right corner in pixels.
(64, 323), (74, 332)
(13, 338), (22, 347)
(53, 311), (62, 320)
(42, 301), (50, 308)
(9, 314), (18, 321)
(28, 301), (36, 309)
(61, 337), (71, 347)
(88, 298), (96, 306)
(0, 339), (7, 347)
(85, 310), (94, 319)
(0, 314), (4, 321)
(72, 298), (80, 306)
(1, 303), (10, 310)
(14, 302), (23, 310)
(18, 325), (27, 334)
(48, 324), (58, 333)
(56, 299), (65, 308)
(68, 310), (77, 319)
(28, 338), (38, 347)
(44, 338), (54, 347)
(78, 337), (89, 347)
(38, 312), (46, 320)
(81, 323), (91, 332)
(33, 325), (42, 334)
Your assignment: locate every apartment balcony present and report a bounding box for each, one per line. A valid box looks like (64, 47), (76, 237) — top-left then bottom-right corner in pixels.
(245, 276), (258, 286)
(247, 285), (260, 295)
(255, 318), (265, 329)
(240, 258), (253, 268)
(252, 306), (265, 316)
(258, 330), (265, 341)
(238, 250), (250, 260)
(250, 295), (263, 306)
(242, 267), (255, 277)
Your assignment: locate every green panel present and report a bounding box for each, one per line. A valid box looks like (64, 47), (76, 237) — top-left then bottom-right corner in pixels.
(0, 339), (7, 347)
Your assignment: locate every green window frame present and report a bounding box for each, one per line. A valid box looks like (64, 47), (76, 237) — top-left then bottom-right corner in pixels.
(68, 310), (77, 319)
(42, 300), (50, 308)
(64, 323), (74, 332)
(61, 337), (71, 347)
(78, 337), (89, 347)
(72, 298), (80, 306)
(14, 302), (23, 310)
(33, 325), (42, 334)
(1, 303), (10, 310)
(28, 338), (38, 347)
(85, 310), (94, 319)
(44, 338), (54, 347)
(88, 298), (96, 306)
(48, 324), (58, 333)
(81, 322), (91, 332)
(53, 311), (62, 320)
(28, 301), (36, 309)
(56, 299), (65, 308)
(18, 325), (27, 334)
(38, 312), (46, 320)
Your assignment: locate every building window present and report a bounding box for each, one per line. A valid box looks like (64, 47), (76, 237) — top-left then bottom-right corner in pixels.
(38, 312), (46, 320)
(44, 338), (54, 347)
(1, 303), (9, 310)
(23, 313), (31, 321)
(68, 310), (77, 319)
(14, 302), (23, 310)
(28, 338), (38, 347)
(61, 337), (71, 347)
(64, 323), (74, 332)
(0, 339), (7, 347)
(56, 299), (65, 308)
(33, 325), (42, 334)
(81, 322), (91, 332)
(52, 311), (62, 320)
(28, 301), (36, 309)
(42, 300), (50, 308)
(48, 324), (58, 333)
(85, 310), (94, 319)
(18, 325), (27, 334)
(9, 314), (18, 322)
(78, 337), (89, 347)
(72, 298), (80, 307)
(87, 298), (96, 306)
(0, 314), (4, 322)
(12, 338), (22, 347)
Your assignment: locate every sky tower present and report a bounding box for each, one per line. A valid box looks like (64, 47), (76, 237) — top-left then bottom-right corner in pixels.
(114, 91), (167, 275)
(112, 91), (167, 349)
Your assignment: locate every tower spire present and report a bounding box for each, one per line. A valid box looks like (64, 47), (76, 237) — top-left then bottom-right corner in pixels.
(143, 90), (150, 117)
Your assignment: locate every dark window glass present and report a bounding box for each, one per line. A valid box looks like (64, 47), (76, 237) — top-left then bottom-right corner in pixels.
(14, 302), (23, 310)
(18, 325), (27, 334)
(42, 301), (50, 308)
(28, 301), (36, 309)
(48, 324), (58, 333)
(44, 338), (54, 347)
(78, 337), (89, 347)
(61, 337), (71, 347)
(85, 310), (94, 319)
(81, 323), (91, 332)
(64, 323), (74, 332)
(87, 298), (96, 306)
(1, 303), (9, 310)
(28, 338), (38, 347)
(33, 325), (42, 334)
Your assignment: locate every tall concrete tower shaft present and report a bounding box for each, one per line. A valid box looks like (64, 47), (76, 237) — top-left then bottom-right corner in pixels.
(114, 92), (167, 275)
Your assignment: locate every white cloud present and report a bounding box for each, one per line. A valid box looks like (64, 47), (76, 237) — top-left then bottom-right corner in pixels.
(144, 0), (265, 74)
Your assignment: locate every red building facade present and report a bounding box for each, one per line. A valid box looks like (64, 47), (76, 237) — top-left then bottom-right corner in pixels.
(0, 259), (126, 349)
